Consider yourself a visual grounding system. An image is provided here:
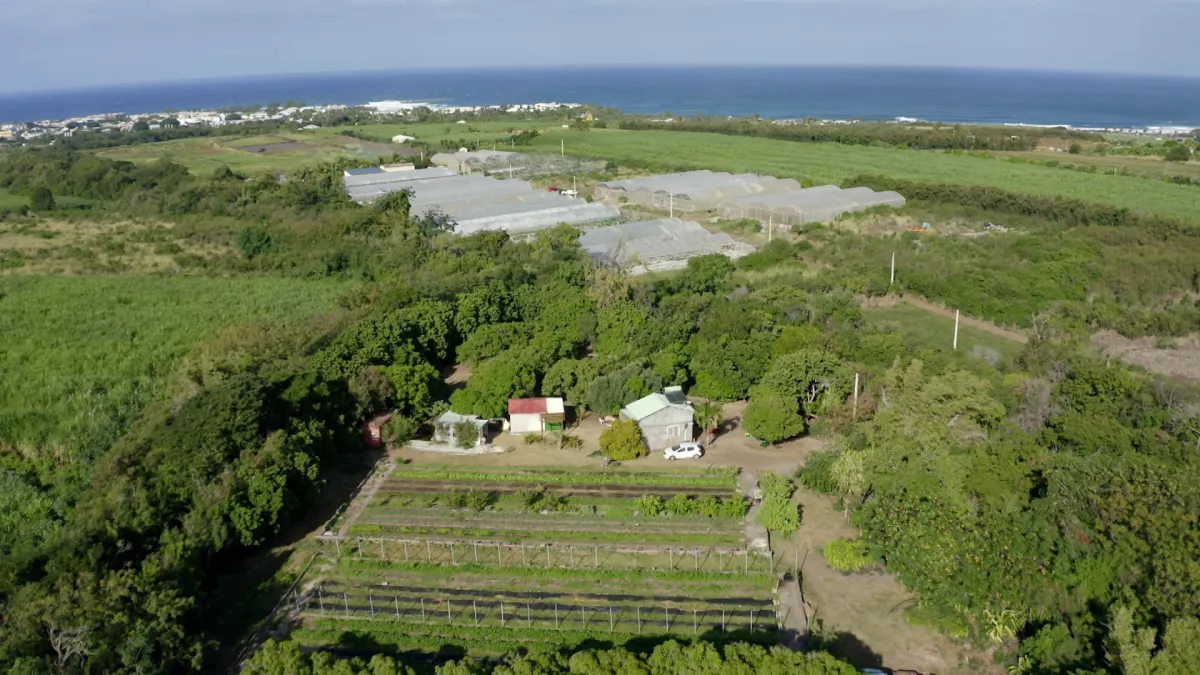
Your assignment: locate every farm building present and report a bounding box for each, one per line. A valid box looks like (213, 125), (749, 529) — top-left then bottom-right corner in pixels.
(717, 186), (906, 228)
(433, 410), (489, 448)
(620, 387), (696, 450)
(579, 218), (753, 275)
(507, 397), (566, 434)
(450, 196), (619, 236)
(594, 171), (801, 212)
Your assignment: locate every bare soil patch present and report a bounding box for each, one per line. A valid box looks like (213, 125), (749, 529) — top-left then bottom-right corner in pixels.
(1092, 330), (1200, 381)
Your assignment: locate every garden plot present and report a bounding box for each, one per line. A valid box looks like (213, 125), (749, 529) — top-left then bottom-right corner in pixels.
(286, 465), (783, 658)
(292, 563), (781, 656)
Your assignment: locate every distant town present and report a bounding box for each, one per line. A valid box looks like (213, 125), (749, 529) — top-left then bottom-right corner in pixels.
(1, 97), (1192, 145)
(0, 101), (583, 143)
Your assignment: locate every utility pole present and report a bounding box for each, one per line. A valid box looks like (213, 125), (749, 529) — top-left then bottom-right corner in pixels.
(669, 193), (674, 219)
(853, 372), (860, 420)
(890, 251), (895, 285)
(953, 310), (960, 351)
(561, 139), (564, 157)
(768, 214), (773, 243)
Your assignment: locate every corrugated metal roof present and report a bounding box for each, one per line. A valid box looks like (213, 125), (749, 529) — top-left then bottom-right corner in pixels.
(508, 398), (565, 415)
(345, 167), (385, 176)
(437, 410), (488, 426)
(622, 391), (693, 422)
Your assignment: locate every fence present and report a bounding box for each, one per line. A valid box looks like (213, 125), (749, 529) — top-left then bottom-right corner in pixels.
(298, 586), (780, 636)
(318, 535), (775, 575)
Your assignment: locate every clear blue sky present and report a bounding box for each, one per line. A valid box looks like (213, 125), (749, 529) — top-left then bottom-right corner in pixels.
(0, 0), (1190, 94)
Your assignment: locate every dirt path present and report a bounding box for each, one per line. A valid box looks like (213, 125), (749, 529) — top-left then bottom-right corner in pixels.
(1092, 330), (1200, 381)
(861, 294), (1028, 344)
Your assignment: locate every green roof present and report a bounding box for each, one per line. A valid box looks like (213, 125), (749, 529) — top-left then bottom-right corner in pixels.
(622, 392), (693, 422)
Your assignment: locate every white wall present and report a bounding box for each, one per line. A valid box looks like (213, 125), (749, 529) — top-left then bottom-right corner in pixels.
(509, 413), (544, 434)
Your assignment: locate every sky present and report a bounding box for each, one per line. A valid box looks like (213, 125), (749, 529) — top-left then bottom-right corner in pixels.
(0, 0), (1192, 94)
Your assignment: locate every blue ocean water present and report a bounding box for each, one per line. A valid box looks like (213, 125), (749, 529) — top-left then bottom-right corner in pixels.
(2, 66), (1199, 128)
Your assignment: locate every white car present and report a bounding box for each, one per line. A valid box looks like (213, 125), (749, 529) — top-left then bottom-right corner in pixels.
(664, 442), (704, 461)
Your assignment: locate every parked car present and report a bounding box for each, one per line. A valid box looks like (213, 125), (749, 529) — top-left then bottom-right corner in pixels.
(547, 186), (559, 192)
(664, 442), (703, 461)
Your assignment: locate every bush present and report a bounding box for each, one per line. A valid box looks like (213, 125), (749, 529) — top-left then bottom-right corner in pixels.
(454, 420), (480, 449)
(1068, 143), (1082, 154)
(743, 387), (806, 444)
(635, 495), (664, 516)
(599, 419), (646, 460)
(760, 471), (796, 502)
(557, 434), (583, 449)
(446, 488), (494, 511)
(796, 451), (840, 493)
(237, 225), (274, 259)
(756, 497), (800, 535)
(1165, 145), (1192, 162)
(823, 538), (871, 573)
(381, 415), (419, 446)
(29, 186), (55, 211)
(518, 487), (569, 512)
(524, 434), (546, 445)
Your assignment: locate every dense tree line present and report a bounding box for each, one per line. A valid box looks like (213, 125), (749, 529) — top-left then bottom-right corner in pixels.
(617, 118), (1100, 151)
(244, 637), (857, 674)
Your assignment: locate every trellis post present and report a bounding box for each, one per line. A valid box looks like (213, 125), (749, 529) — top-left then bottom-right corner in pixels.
(420, 598), (425, 621)
(403, 540), (409, 561)
(473, 542), (478, 564)
(501, 602), (505, 626)
(554, 604), (559, 628)
(609, 606), (614, 632)
(473, 600), (478, 626)
(343, 592), (349, 617)
(450, 543), (456, 565)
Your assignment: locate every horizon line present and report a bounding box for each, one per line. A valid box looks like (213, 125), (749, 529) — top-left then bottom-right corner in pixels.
(3, 63), (1200, 99)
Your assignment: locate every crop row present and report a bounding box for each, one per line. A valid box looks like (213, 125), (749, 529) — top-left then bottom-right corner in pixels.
(346, 523), (743, 547)
(319, 579), (773, 610)
(332, 559), (777, 586)
(389, 468), (738, 489)
(368, 494), (748, 522)
(320, 537), (776, 574)
(355, 510), (742, 536)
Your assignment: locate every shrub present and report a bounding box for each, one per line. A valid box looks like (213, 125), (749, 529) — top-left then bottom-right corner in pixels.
(524, 434), (546, 445)
(756, 497), (800, 535)
(236, 225), (273, 259)
(664, 493), (693, 516)
(518, 487), (569, 512)
(381, 415), (419, 446)
(796, 451), (840, 494)
(760, 472), (796, 502)
(557, 434), (583, 449)
(743, 387), (805, 444)
(635, 495), (664, 516)
(599, 419), (646, 460)
(446, 488), (494, 511)
(29, 186), (56, 211)
(719, 496), (751, 519)
(823, 538), (872, 573)
(454, 420), (480, 449)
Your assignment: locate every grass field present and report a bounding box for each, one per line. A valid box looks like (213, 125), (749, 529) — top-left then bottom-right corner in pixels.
(0, 275), (351, 458)
(96, 133), (401, 174)
(523, 129), (1200, 222)
(1003, 150), (1200, 180)
(0, 187), (25, 209)
(863, 301), (1026, 364)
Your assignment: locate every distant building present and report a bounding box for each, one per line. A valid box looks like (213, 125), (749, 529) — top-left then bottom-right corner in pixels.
(620, 387), (696, 450)
(507, 398), (566, 435)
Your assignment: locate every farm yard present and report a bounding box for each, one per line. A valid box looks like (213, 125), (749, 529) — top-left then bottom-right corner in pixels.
(282, 464), (788, 659)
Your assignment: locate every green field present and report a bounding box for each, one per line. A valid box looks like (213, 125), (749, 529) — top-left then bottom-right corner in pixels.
(96, 133), (401, 174)
(523, 129), (1200, 222)
(0, 275), (351, 457)
(0, 187), (26, 208)
(320, 120), (553, 147)
(863, 302), (1026, 364)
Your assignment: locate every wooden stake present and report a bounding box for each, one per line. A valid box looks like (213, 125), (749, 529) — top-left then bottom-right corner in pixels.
(853, 372), (860, 421)
(890, 251), (895, 285)
(954, 309), (960, 350)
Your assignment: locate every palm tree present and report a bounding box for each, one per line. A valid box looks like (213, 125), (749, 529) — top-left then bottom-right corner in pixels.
(694, 401), (725, 444)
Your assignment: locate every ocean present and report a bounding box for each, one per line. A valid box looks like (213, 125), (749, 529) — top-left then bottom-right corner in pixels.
(2, 66), (1199, 129)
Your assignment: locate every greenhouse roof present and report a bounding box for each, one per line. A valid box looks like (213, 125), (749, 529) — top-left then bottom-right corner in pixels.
(344, 166), (454, 189)
(579, 218), (739, 266)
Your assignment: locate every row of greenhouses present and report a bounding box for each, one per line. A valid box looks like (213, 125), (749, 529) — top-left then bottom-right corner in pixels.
(594, 171), (905, 226)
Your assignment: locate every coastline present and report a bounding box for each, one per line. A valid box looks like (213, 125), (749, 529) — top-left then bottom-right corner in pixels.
(2, 66), (1198, 130)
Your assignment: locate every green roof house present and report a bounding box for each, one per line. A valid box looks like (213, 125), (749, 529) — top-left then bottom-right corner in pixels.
(619, 386), (696, 450)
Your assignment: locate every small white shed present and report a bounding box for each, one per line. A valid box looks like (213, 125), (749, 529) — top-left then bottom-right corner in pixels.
(507, 398), (566, 434)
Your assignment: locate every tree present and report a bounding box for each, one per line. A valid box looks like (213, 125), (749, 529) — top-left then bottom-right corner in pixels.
(453, 421), (479, 449)
(29, 186), (55, 211)
(132, 120), (151, 132)
(600, 419), (646, 460)
(237, 225), (274, 259)
(1164, 145), (1192, 162)
(1068, 143), (1082, 154)
(694, 401), (725, 442)
(449, 352), (536, 418)
(381, 347), (439, 419)
(743, 385), (806, 444)
(758, 349), (852, 418)
(675, 254), (735, 295)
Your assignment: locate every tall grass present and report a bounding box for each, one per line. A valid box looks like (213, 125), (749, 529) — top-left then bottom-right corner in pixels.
(527, 129), (1200, 222)
(0, 275), (350, 460)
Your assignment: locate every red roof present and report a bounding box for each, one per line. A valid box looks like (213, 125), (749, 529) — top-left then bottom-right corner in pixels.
(508, 398), (564, 415)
